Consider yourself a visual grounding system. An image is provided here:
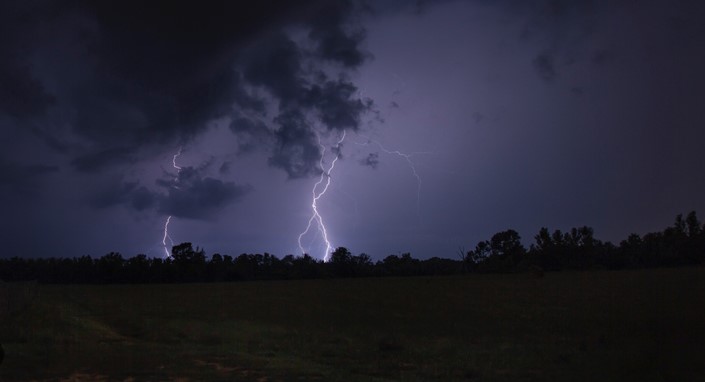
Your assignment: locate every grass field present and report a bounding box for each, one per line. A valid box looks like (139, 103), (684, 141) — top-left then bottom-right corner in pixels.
(1, 267), (704, 381)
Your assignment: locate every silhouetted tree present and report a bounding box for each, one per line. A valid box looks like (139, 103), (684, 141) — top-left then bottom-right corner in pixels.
(466, 240), (491, 271)
(684, 211), (704, 264)
(564, 226), (599, 269)
(291, 254), (324, 279)
(330, 247), (354, 277)
(421, 256), (461, 275)
(149, 257), (167, 283)
(207, 253), (226, 281)
(615, 233), (643, 268)
(531, 227), (563, 271)
(456, 246), (471, 273)
(233, 253), (259, 280)
(685, 211), (702, 238)
(171, 243), (206, 282)
(97, 252), (124, 283)
(125, 254), (150, 283)
(480, 229), (526, 272)
(352, 253), (373, 276)
(378, 253), (420, 276)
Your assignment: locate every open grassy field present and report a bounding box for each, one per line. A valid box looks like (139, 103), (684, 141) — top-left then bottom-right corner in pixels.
(1, 267), (704, 381)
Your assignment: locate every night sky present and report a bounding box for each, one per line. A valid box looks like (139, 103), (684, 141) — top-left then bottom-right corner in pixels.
(2, 0), (704, 260)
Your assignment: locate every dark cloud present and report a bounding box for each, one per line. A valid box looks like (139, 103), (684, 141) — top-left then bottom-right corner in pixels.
(510, 0), (601, 86)
(0, 64), (55, 119)
(308, 1), (368, 67)
(219, 161), (231, 175)
(0, 2), (57, 121)
(237, 28), (372, 177)
(532, 51), (557, 81)
(131, 186), (158, 211)
(360, 152), (380, 169)
(0, 158), (59, 188)
(71, 147), (136, 173)
(243, 32), (306, 106)
(267, 110), (322, 179)
(0, 0), (371, 177)
(90, 181), (156, 211)
(228, 115), (274, 153)
(305, 79), (372, 131)
(92, 165), (250, 220)
(157, 167), (251, 220)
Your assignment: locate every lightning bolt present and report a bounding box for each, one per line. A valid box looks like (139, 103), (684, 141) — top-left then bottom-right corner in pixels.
(162, 147), (182, 258)
(298, 131), (346, 261)
(355, 136), (426, 219)
(162, 216), (174, 258)
(172, 147), (182, 172)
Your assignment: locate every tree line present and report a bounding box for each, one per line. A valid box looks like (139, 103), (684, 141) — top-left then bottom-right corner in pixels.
(0, 211), (703, 284)
(464, 211), (704, 273)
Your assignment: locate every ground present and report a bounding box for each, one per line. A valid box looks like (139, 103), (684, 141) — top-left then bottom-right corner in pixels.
(1, 267), (704, 381)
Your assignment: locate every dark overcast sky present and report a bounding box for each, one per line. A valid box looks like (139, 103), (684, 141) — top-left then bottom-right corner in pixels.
(1, 0), (704, 260)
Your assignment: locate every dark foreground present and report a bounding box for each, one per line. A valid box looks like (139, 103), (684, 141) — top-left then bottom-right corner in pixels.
(1, 267), (704, 381)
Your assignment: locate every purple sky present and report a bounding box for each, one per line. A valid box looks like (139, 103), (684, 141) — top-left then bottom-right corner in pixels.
(1, 0), (704, 260)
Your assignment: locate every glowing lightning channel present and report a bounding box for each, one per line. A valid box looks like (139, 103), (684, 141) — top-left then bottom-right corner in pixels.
(162, 147), (182, 258)
(162, 216), (174, 257)
(172, 147), (182, 172)
(298, 131), (346, 262)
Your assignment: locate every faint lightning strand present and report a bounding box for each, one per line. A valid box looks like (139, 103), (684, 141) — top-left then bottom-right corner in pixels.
(382, 146), (422, 217)
(298, 131), (346, 261)
(355, 136), (427, 219)
(162, 147), (182, 258)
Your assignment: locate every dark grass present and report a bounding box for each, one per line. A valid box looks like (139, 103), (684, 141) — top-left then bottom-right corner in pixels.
(1, 267), (704, 381)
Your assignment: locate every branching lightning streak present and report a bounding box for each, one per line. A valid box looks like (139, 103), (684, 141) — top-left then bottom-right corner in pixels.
(162, 147), (182, 258)
(356, 136), (426, 219)
(298, 131), (346, 262)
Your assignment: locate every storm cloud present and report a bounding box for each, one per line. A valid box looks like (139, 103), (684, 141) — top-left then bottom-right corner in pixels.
(238, 29), (373, 178)
(1, 0), (704, 260)
(90, 181), (156, 212)
(0, 158), (58, 190)
(156, 166), (251, 220)
(92, 164), (250, 221)
(0, 0), (372, 179)
(360, 152), (380, 169)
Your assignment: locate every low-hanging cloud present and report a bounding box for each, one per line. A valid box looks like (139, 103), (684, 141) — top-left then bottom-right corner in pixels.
(156, 166), (251, 220)
(92, 165), (250, 221)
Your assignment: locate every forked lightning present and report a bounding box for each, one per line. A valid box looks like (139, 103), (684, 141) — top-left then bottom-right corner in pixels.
(297, 131), (346, 261)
